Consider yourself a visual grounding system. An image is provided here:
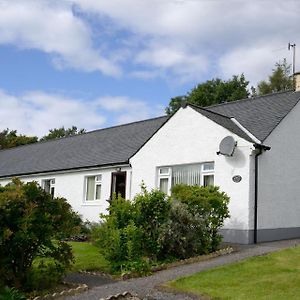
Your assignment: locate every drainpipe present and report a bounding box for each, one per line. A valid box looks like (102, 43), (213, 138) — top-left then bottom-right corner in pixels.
(253, 144), (271, 244)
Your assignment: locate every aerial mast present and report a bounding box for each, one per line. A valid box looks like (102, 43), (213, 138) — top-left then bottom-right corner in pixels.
(288, 42), (296, 89)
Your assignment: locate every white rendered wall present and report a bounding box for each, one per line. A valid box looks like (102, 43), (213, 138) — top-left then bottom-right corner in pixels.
(258, 100), (300, 229)
(0, 166), (131, 222)
(130, 107), (254, 231)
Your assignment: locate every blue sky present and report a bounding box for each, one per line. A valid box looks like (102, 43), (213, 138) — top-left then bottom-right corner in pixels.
(0, 0), (299, 136)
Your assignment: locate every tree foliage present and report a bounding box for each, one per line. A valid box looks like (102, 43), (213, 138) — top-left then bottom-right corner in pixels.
(166, 74), (249, 115)
(256, 59), (293, 95)
(0, 179), (81, 291)
(0, 129), (38, 150)
(40, 126), (86, 141)
(0, 126), (86, 150)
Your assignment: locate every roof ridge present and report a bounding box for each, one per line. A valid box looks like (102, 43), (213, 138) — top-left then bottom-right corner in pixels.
(188, 102), (232, 119)
(205, 89), (296, 109)
(0, 115), (168, 153)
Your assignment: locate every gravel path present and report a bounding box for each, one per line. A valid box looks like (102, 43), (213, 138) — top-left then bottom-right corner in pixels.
(65, 239), (300, 300)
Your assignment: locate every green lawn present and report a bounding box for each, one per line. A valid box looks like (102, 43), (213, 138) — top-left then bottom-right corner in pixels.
(166, 245), (300, 300)
(68, 241), (110, 272)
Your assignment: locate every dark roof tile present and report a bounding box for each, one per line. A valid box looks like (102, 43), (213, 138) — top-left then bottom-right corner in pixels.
(0, 116), (168, 177)
(206, 90), (300, 141)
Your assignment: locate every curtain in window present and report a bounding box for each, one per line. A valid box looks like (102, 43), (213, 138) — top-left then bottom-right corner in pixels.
(159, 178), (169, 194)
(86, 177), (95, 200)
(203, 175), (214, 186)
(172, 164), (201, 186)
(95, 184), (101, 200)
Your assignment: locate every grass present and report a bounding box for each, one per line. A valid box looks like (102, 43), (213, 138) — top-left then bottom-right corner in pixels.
(68, 241), (110, 272)
(166, 245), (300, 300)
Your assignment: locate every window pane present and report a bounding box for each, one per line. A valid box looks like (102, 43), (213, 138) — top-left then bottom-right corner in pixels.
(203, 175), (214, 187)
(95, 184), (101, 200)
(95, 175), (102, 182)
(159, 178), (169, 194)
(159, 167), (169, 175)
(43, 180), (51, 193)
(172, 164), (201, 186)
(203, 162), (214, 171)
(86, 176), (95, 200)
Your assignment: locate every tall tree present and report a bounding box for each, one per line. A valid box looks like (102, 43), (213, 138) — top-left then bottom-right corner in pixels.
(40, 126), (86, 141)
(165, 74), (249, 115)
(0, 129), (38, 150)
(257, 59), (293, 95)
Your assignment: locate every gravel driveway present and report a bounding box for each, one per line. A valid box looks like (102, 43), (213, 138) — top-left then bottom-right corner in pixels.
(65, 239), (300, 300)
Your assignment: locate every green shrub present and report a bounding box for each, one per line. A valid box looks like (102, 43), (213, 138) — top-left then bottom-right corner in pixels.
(133, 185), (171, 257)
(158, 200), (210, 259)
(171, 184), (230, 251)
(0, 287), (26, 300)
(93, 184), (229, 273)
(0, 179), (81, 291)
(94, 188), (169, 272)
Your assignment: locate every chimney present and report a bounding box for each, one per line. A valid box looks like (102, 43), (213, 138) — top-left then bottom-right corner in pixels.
(295, 72), (300, 92)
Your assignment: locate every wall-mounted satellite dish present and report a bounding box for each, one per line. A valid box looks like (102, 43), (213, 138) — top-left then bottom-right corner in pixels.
(217, 136), (237, 156)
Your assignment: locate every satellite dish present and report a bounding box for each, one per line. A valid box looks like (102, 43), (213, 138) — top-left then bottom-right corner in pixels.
(218, 136), (237, 156)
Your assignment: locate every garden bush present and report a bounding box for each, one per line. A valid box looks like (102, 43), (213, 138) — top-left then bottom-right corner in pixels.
(0, 178), (82, 291)
(158, 200), (209, 259)
(0, 287), (26, 300)
(171, 184), (230, 251)
(94, 189), (169, 271)
(133, 185), (171, 257)
(93, 184), (229, 273)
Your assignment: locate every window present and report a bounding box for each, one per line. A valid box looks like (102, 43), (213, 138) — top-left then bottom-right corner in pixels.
(158, 162), (214, 194)
(158, 167), (171, 194)
(85, 175), (102, 201)
(202, 163), (214, 187)
(42, 178), (55, 198)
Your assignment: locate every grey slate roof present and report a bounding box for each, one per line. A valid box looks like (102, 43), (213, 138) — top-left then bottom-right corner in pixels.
(0, 116), (168, 178)
(1, 90), (300, 178)
(188, 104), (255, 143)
(206, 90), (300, 141)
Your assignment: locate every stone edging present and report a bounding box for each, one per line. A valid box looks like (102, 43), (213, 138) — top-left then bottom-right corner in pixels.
(30, 283), (88, 300)
(120, 247), (234, 280)
(150, 247), (234, 272)
(78, 270), (114, 279)
(99, 291), (139, 300)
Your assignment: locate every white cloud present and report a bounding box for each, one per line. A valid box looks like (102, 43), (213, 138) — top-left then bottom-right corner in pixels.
(0, 0), (121, 76)
(0, 90), (164, 137)
(96, 95), (164, 124)
(0, 90), (106, 137)
(1, 0), (299, 84)
(71, 0), (300, 85)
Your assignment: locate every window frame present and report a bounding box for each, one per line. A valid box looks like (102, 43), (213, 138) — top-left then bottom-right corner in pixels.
(157, 162), (215, 194)
(157, 166), (172, 195)
(201, 162), (215, 187)
(84, 174), (102, 202)
(42, 178), (55, 198)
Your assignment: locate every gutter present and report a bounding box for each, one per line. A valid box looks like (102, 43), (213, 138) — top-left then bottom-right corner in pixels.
(253, 143), (271, 244)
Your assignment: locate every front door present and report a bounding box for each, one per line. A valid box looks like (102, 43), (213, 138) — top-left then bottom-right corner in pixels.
(111, 171), (127, 199)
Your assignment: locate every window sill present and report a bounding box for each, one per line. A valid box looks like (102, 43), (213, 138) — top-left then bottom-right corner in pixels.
(82, 201), (103, 206)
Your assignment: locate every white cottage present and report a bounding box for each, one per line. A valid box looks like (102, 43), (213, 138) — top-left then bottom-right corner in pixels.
(1, 85), (300, 244)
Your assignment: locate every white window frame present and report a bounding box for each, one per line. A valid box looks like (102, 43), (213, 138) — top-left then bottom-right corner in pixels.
(157, 162), (215, 194)
(42, 178), (55, 197)
(84, 174), (102, 202)
(157, 167), (172, 195)
(201, 162), (215, 187)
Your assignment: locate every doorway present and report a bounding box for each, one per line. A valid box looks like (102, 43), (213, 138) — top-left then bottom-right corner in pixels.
(111, 171), (126, 199)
